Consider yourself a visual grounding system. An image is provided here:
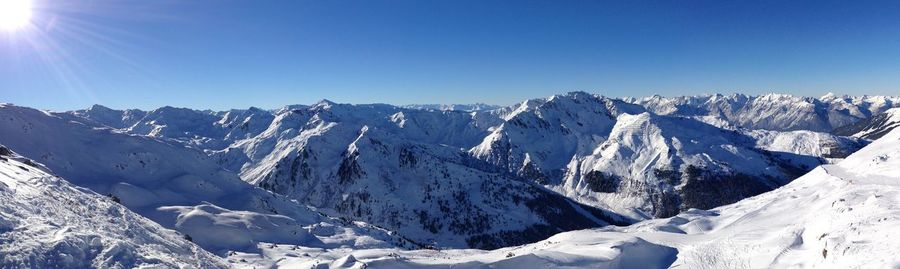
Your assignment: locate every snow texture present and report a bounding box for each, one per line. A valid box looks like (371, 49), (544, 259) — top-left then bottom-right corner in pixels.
(0, 147), (227, 268)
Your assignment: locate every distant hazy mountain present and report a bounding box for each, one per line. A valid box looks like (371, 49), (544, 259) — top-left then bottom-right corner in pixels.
(626, 93), (899, 132)
(402, 103), (502, 111)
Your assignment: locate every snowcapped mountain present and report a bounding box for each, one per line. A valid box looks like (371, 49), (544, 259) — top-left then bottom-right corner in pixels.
(215, 107), (277, 143)
(834, 107), (900, 140)
(247, 120), (900, 268)
(66, 105), (277, 150)
(0, 104), (415, 256)
(215, 100), (623, 249)
(252, 123), (625, 249)
(2, 91), (895, 267)
(51, 92), (875, 250)
(556, 112), (829, 219)
(469, 92), (646, 185)
(467, 93), (862, 219)
(628, 93), (900, 132)
(2, 90), (894, 268)
(0, 146), (227, 268)
(67, 104), (147, 129)
(59, 100), (631, 250)
(3, 103), (619, 253)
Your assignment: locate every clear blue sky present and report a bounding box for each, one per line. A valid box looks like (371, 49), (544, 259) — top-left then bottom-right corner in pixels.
(2, 0), (900, 110)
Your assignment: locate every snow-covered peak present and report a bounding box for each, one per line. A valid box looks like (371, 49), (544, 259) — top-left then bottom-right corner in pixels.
(68, 104), (147, 129)
(274, 104), (310, 115)
(311, 99), (337, 109)
(757, 92), (809, 101)
(820, 92), (839, 101)
(88, 104), (116, 113)
(550, 91), (597, 101)
(470, 93), (633, 182)
(559, 112), (825, 219)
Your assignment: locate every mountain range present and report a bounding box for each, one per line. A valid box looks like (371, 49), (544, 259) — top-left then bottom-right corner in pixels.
(2, 92), (899, 268)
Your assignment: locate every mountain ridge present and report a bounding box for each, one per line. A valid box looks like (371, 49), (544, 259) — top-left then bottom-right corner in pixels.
(56, 92), (880, 227)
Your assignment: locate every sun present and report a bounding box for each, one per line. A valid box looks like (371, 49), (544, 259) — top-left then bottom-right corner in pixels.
(0, 0), (33, 31)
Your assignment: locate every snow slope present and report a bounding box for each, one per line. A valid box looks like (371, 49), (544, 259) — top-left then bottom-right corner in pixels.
(0, 147), (227, 268)
(242, 122), (900, 268)
(833, 107), (900, 140)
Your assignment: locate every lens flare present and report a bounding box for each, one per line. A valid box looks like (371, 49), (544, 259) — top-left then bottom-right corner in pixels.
(0, 0), (32, 31)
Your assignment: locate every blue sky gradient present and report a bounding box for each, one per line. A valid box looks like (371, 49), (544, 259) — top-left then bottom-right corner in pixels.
(2, 0), (900, 110)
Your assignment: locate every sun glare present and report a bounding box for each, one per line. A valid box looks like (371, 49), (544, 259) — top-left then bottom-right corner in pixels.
(0, 0), (33, 31)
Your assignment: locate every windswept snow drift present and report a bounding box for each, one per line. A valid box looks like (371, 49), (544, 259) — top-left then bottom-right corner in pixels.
(0, 147), (227, 268)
